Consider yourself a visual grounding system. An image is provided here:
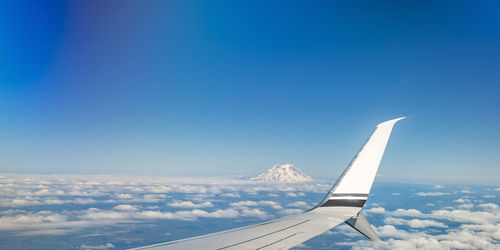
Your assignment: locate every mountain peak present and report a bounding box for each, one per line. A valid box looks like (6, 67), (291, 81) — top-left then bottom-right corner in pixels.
(251, 164), (313, 183)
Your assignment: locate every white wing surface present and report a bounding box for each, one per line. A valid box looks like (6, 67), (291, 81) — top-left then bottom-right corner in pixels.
(132, 117), (404, 250)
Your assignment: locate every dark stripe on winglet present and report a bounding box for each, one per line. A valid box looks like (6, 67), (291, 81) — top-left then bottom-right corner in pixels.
(321, 199), (366, 207)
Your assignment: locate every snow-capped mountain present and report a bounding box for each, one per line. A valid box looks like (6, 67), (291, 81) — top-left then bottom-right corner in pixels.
(251, 164), (313, 183)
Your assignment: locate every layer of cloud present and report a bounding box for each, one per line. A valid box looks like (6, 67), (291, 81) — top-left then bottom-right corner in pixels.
(2, 173), (498, 249)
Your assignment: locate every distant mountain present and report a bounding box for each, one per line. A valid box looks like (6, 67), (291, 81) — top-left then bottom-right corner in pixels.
(251, 164), (313, 183)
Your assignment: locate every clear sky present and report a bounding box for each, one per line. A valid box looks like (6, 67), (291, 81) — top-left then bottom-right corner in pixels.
(1, 1), (499, 184)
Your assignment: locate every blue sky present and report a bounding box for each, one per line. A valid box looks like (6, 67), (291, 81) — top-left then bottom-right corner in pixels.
(1, 1), (499, 183)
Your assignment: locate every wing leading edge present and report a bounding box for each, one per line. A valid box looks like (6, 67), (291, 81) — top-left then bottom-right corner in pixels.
(131, 117), (404, 250)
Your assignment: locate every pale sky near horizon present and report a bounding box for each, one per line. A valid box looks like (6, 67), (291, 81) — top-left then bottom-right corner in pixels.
(1, 1), (499, 184)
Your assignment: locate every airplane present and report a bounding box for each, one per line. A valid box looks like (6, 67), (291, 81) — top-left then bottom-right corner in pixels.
(132, 117), (405, 249)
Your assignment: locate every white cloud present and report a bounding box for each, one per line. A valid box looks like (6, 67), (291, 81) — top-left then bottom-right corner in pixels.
(81, 243), (115, 249)
(9, 199), (41, 206)
(391, 208), (424, 217)
(241, 209), (267, 219)
(482, 194), (495, 198)
(68, 190), (100, 197)
(80, 208), (130, 221)
(375, 224), (416, 239)
(75, 198), (97, 205)
(19, 228), (75, 236)
(429, 209), (499, 224)
(0, 211), (75, 234)
(478, 203), (499, 210)
(460, 223), (500, 240)
(44, 198), (65, 205)
(170, 185), (208, 194)
(136, 210), (173, 219)
(5, 197), (97, 207)
(287, 201), (309, 208)
(230, 200), (257, 207)
(257, 200), (282, 209)
(374, 206), (500, 225)
(434, 185), (444, 189)
(453, 198), (471, 203)
(383, 217), (448, 228)
(155, 208), (240, 220)
(202, 209), (240, 219)
(116, 193), (133, 199)
(167, 201), (213, 208)
(147, 186), (170, 193)
(33, 189), (51, 196)
(415, 192), (450, 196)
(219, 193), (240, 198)
(113, 205), (138, 211)
(457, 203), (473, 209)
(364, 207), (386, 214)
(230, 200), (282, 210)
(392, 193), (400, 196)
(81, 207), (242, 222)
(337, 222), (500, 249)
(141, 194), (165, 203)
(80, 181), (100, 185)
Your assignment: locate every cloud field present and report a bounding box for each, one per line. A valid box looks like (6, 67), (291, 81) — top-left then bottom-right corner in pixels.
(0, 174), (498, 249)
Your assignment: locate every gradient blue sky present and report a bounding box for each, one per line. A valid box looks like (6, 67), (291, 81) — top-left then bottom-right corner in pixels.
(1, 1), (499, 184)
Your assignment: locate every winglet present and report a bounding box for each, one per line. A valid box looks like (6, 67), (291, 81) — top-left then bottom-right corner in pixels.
(319, 117), (405, 207)
(376, 117), (405, 128)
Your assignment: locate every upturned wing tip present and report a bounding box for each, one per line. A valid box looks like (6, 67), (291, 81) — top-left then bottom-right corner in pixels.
(376, 117), (406, 128)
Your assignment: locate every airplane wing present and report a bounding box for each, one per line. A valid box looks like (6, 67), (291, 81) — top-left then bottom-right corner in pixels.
(132, 117), (405, 250)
